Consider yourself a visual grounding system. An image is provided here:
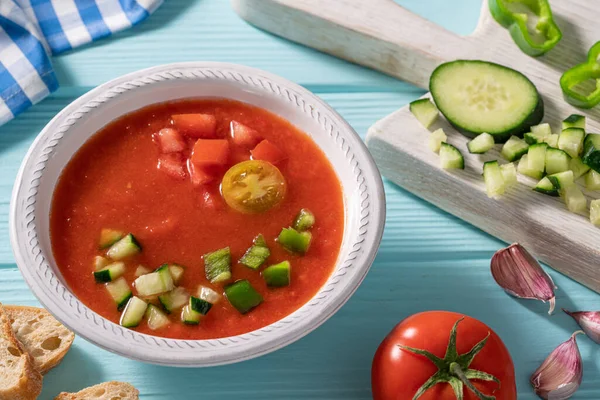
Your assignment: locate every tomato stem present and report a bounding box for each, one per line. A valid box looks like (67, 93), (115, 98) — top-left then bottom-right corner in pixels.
(449, 362), (495, 400)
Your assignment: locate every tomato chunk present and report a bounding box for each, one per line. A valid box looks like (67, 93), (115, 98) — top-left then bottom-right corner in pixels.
(188, 160), (215, 187)
(172, 114), (217, 138)
(231, 121), (261, 149)
(158, 153), (187, 180)
(191, 139), (230, 167)
(251, 140), (286, 164)
(155, 128), (186, 153)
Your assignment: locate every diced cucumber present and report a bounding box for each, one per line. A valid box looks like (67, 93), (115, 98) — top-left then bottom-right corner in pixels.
(239, 235), (270, 270)
(500, 163), (517, 187)
(120, 296), (148, 328)
(94, 256), (109, 271)
(93, 262), (125, 283)
(190, 296), (212, 315)
(558, 128), (585, 158)
(99, 229), (124, 249)
(585, 170), (600, 190)
(278, 228), (312, 254)
(527, 143), (547, 174)
(543, 134), (559, 148)
(548, 170), (575, 190)
(534, 177), (559, 197)
(428, 128), (447, 153)
(181, 304), (201, 325)
(524, 123), (551, 145)
(198, 286), (221, 304)
(570, 157), (590, 180)
(145, 304), (170, 330)
(106, 233), (141, 260)
(409, 98), (439, 129)
(429, 60), (543, 142)
(501, 136), (529, 162)
(483, 161), (505, 198)
(262, 261), (291, 287)
(106, 277), (132, 311)
(158, 287), (189, 313)
(545, 147), (571, 175)
(156, 264), (184, 284)
(134, 265), (150, 277)
(590, 200), (600, 226)
(582, 133), (600, 173)
(224, 280), (263, 314)
(293, 209), (315, 231)
(562, 185), (587, 213)
(134, 267), (174, 297)
(439, 143), (465, 169)
(467, 133), (495, 154)
(563, 114), (586, 130)
(204, 247), (232, 283)
(517, 154), (543, 180)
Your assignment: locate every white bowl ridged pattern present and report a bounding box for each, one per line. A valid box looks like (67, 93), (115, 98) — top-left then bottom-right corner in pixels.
(9, 62), (385, 367)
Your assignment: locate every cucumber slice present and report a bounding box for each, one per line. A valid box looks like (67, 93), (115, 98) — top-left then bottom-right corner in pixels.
(190, 296), (213, 315)
(543, 134), (559, 148)
(204, 247), (232, 283)
(563, 114), (586, 130)
(93, 262), (125, 283)
(483, 161), (505, 198)
(570, 157), (591, 180)
(467, 133), (495, 154)
(500, 163), (517, 187)
(156, 264), (185, 284)
(181, 304), (202, 325)
(558, 128), (585, 158)
(409, 98), (439, 129)
(134, 265), (151, 277)
(524, 123), (551, 145)
(439, 143), (465, 169)
(278, 228), (312, 254)
(99, 229), (124, 249)
(428, 128), (447, 153)
(562, 185), (587, 213)
(501, 136), (529, 162)
(585, 170), (600, 190)
(145, 304), (170, 330)
(120, 296), (148, 328)
(545, 147), (571, 175)
(106, 233), (141, 260)
(239, 235), (270, 270)
(548, 170), (575, 190)
(224, 280), (263, 314)
(293, 209), (315, 231)
(262, 261), (291, 287)
(158, 287), (189, 313)
(582, 133), (600, 173)
(134, 267), (174, 297)
(517, 154), (544, 180)
(590, 199), (600, 226)
(106, 277), (132, 311)
(94, 256), (109, 271)
(527, 143), (547, 174)
(534, 177), (559, 197)
(429, 60), (543, 142)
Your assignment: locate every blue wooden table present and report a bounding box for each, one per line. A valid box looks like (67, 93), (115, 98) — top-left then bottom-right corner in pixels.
(2, 1), (599, 398)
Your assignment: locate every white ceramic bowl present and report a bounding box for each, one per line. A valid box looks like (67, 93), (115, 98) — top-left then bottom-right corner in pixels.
(10, 62), (385, 367)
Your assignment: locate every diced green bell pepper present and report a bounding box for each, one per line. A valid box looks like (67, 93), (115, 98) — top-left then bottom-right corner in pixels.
(560, 41), (600, 109)
(278, 228), (311, 254)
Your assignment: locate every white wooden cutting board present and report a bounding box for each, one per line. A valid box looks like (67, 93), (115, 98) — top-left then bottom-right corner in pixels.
(232, 0), (600, 293)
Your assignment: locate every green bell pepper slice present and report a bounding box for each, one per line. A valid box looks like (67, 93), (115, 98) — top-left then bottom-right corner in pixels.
(489, 0), (562, 57)
(560, 42), (600, 109)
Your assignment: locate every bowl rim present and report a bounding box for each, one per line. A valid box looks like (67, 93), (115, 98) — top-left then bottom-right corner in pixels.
(9, 62), (385, 367)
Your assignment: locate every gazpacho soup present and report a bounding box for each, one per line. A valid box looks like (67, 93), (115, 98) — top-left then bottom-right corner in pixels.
(50, 99), (344, 340)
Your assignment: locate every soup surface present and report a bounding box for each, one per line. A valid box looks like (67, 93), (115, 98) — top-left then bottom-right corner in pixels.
(50, 99), (344, 340)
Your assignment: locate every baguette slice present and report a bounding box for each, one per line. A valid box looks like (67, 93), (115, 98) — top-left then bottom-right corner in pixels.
(5, 305), (75, 374)
(54, 381), (140, 400)
(0, 304), (42, 400)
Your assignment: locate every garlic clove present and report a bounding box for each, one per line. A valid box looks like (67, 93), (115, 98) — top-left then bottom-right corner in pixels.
(563, 309), (600, 344)
(530, 331), (584, 400)
(491, 243), (557, 314)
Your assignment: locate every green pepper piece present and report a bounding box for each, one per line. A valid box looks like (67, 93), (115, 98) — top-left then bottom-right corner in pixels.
(489, 0), (562, 57)
(560, 42), (600, 109)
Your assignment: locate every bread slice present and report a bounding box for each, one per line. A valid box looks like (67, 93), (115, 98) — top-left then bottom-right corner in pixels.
(5, 305), (75, 374)
(54, 381), (140, 400)
(0, 303), (42, 400)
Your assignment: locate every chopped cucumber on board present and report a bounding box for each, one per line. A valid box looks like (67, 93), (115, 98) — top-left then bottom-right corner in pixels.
(563, 114), (586, 130)
(429, 60), (543, 142)
(585, 170), (600, 190)
(524, 123), (551, 144)
(500, 163), (517, 187)
(548, 171), (575, 190)
(582, 133), (600, 173)
(467, 132), (495, 154)
(501, 136), (529, 162)
(544, 134), (559, 148)
(562, 185), (587, 213)
(439, 143), (465, 169)
(428, 128), (447, 153)
(545, 147), (571, 175)
(558, 128), (585, 158)
(534, 177), (559, 196)
(518, 154), (544, 180)
(591, 200), (600, 226)
(570, 157), (590, 179)
(409, 98), (439, 129)
(527, 143), (547, 174)
(483, 161), (505, 198)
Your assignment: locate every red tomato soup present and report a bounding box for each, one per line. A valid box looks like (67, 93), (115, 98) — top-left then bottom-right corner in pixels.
(50, 99), (344, 340)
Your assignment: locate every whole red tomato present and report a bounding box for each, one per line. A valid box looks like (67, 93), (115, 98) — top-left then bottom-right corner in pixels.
(372, 311), (516, 400)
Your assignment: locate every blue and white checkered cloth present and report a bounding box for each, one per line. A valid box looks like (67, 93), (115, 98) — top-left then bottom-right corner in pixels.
(0, 0), (162, 126)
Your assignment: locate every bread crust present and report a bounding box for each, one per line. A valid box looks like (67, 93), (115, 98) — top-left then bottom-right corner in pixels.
(54, 381), (140, 400)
